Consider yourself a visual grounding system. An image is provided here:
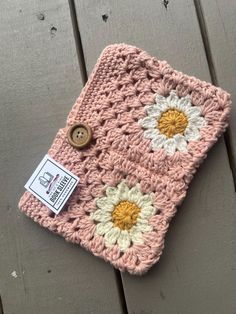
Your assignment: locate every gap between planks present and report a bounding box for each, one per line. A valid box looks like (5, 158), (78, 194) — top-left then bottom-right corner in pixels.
(0, 295), (4, 314)
(68, 0), (128, 312)
(68, 0), (88, 85)
(194, 0), (236, 190)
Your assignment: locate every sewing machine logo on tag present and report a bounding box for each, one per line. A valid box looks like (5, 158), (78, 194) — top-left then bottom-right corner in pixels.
(24, 154), (80, 214)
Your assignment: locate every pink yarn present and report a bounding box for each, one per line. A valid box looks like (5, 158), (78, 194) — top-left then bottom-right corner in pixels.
(18, 44), (231, 275)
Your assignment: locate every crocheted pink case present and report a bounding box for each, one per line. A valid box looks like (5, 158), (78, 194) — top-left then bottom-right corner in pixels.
(19, 44), (231, 275)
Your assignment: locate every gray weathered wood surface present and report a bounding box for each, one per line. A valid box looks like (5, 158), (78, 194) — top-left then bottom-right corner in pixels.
(0, 1), (123, 313)
(0, 0), (235, 313)
(200, 0), (236, 178)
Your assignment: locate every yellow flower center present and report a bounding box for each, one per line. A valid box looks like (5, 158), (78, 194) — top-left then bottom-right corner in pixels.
(112, 200), (141, 230)
(158, 109), (188, 138)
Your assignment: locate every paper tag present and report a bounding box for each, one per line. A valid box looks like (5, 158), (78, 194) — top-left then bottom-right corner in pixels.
(25, 154), (79, 214)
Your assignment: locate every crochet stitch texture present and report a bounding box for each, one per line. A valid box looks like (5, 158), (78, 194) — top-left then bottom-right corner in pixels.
(18, 43), (231, 275)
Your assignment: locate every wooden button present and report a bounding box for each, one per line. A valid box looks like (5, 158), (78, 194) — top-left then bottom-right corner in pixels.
(67, 123), (92, 149)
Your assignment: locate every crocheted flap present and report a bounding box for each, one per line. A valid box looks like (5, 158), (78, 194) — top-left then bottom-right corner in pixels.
(19, 44), (231, 275)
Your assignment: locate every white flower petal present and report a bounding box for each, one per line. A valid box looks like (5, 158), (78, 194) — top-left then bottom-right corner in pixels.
(117, 230), (131, 251)
(90, 210), (112, 222)
(104, 227), (120, 247)
(169, 101), (178, 109)
(117, 180), (129, 192)
(178, 96), (192, 109)
(102, 204), (114, 212)
(155, 95), (169, 112)
(185, 126), (201, 141)
(167, 91), (179, 108)
(155, 93), (167, 104)
(139, 206), (155, 219)
(188, 116), (206, 128)
(170, 95), (191, 111)
(95, 221), (113, 235)
(185, 106), (201, 118)
(105, 186), (118, 198)
(143, 128), (160, 139)
(137, 217), (149, 224)
(173, 134), (188, 152)
(129, 227), (144, 244)
(172, 102), (184, 111)
(97, 195), (120, 207)
(169, 90), (177, 97)
(163, 138), (177, 155)
(138, 116), (157, 128)
(151, 134), (166, 150)
(146, 105), (162, 118)
(96, 197), (113, 209)
(127, 185), (143, 202)
(136, 221), (153, 233)
(136, 194), (154, 208)
(116, 181), (130, 200)
(158, 102), (169, 112)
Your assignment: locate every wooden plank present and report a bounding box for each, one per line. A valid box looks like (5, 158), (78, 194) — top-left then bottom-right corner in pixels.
(199, 0), (236, 176)
(74, 0), (236, 313)
(0, 1), (123, 313)
(75, 0), (211, 80)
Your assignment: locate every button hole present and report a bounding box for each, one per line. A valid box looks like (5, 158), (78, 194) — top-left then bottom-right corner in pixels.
(123, 131), (130, 136)
(49, 211), (55, 218)
(67, 217), (76, 223)
(80, 156), (87, 162)
(84, 168), (89, 174)
(96, 164), (103, 171)
(95, 149), (102, 157)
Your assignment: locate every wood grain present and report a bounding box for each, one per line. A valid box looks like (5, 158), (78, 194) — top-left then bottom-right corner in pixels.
(74, 0), (236, 313)
(75, 0), (211, 80)
(199, 0), (236, 180)
(0, 1), (123, 313)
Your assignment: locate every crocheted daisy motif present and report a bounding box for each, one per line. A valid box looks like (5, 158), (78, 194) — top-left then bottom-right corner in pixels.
(138, 90), (207, 155)
(90, 181), (156, 252)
